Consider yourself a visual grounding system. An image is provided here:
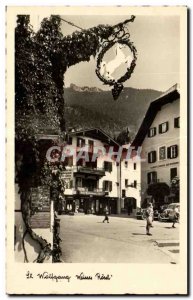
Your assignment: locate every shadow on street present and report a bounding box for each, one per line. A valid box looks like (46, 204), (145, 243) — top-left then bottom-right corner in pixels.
(132, 233), (147, 236)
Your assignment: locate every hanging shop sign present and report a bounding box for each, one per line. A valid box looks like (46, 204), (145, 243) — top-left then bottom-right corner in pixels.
(61, 170), (73, 189)
(95, 15), (137, 100)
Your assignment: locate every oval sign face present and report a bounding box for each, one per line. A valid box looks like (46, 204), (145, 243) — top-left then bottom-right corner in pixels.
(96, 38), (137, 100)
(98, 42), (134, 82)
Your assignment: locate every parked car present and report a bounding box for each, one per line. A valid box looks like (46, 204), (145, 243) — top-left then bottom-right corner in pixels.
(153, 204), (168, 220)
(158, 203), (180, 222)
(153, 209), (159, 220)
(136, 207), (160, 221)
(136, 208), (147, 220)
(64, 209), (74, 215)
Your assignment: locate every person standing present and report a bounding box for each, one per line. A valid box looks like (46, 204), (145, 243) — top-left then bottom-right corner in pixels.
(172, 206), (180, 228)
(103, 206), (109, 223)
(146, 203), (153, 236)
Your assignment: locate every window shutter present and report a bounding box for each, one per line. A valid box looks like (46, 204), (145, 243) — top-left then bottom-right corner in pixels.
(153, 151), (157, 162)
(68, 137), (72, 145)
(147, 173), (151, 184)
(68, 156), (73, 166)
(148, 152), (151, 163)
(103, 181), (105, 191)
(122, 189), (126, 198)
(166, 122), (169, 132)
(170, 168), (177, 180)
(174, 118), (178, 128)
(153, 172), (157, 183)
(167, 147), (171, 159)
(174, 145), (178, 158)
(109, 181), (112, 192)
(159, 124), (162, 134)
(154, 127), (157, 136)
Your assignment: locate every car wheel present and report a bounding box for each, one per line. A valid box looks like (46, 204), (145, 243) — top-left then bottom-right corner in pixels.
(141, 213), (146, 220)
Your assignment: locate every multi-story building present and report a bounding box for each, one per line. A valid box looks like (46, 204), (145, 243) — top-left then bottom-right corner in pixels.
(60, 128), (141, 215)
(132, 84), (180, 206)
(62, 128), (119, 214)
(119, 145), (141, 215)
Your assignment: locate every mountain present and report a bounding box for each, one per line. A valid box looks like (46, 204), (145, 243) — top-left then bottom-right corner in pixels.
(64, 85), (162, 140)
(69, 83), (102, 93)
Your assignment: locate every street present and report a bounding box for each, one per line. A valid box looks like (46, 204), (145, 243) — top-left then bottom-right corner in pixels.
(59, 214), (179, 264)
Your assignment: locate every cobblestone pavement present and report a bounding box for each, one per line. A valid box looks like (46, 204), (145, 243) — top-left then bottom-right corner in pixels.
(59, 214), (179, 263)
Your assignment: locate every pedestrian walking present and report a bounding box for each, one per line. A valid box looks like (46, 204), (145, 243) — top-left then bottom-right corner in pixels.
(146, 203), (153, 236)
(103, 207), (109, 223)
(172, 206), (180, 228)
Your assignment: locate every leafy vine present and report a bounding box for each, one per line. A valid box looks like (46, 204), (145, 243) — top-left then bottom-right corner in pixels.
(15, 14), (136, 262)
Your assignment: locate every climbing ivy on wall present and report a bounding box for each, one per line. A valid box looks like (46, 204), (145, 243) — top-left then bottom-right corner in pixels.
(15, 15), (116, 140)
(15, 14), (121, 262)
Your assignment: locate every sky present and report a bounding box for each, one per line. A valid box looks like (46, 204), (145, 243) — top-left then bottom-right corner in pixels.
(60, 15), (180, 92)
(30, 14), (180, 92)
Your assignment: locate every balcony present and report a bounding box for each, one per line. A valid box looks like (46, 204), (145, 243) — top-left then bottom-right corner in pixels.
(75, 187), (105, 196)
(73, 166), (105, 176)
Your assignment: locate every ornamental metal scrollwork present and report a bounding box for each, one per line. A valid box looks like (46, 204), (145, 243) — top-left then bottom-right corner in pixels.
(95, 15), (137, 100)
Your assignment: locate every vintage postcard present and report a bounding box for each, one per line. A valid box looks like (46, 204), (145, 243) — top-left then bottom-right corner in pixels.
(6, 6), (188, 295)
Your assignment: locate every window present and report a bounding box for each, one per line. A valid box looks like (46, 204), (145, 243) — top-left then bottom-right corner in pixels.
(148, 127), (156, 137)
(88, 140), (94, 152)
(133, 180), (137, 188)
(159, 146), (166, 160)
(65, 156), (73, 166)
(77, 138), (85, 147)
(159, 122), (169, 134)
(125, 179), (128, 187)
(104, 161), (112, 172)
(170, 168), (177, 180)
(133, 163), (137, 170)
(167, 145), (178, 159)
(76, 177), (82, 188)
(85, 160), (97, 169)
(77, 158), (85, 167)
(124, 161), (128, 168)
(147, 172), (157, 184)
(122, 189), (126, 198)
(148, 151), (157, 163)
(103, 181), (112, 192)
(174, 117), (180, 128)
(67, 136), (72, 145)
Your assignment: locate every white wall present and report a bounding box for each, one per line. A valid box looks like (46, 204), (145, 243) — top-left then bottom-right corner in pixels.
(141, 98), (180, 201)
(121, 158), (141, 209)
(64, 135), (119, 197)
(98, 156), (118, 197)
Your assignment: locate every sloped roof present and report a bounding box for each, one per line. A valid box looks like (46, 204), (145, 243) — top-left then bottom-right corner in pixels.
(69, 127), (120, 146)
(131, 84), (180, 147)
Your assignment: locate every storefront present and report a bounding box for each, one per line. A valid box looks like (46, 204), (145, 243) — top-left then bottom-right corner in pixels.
(62, 194), (118, 215)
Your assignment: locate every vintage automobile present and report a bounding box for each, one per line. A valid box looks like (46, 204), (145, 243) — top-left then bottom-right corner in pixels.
(136, 208), (147, 220)
(136, 207), (159, 220)
(158, 203), (180, 222)
(153, 209), (159, 220)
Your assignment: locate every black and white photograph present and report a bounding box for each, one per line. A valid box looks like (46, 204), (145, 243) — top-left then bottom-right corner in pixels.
(6, 5), (187, 295)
